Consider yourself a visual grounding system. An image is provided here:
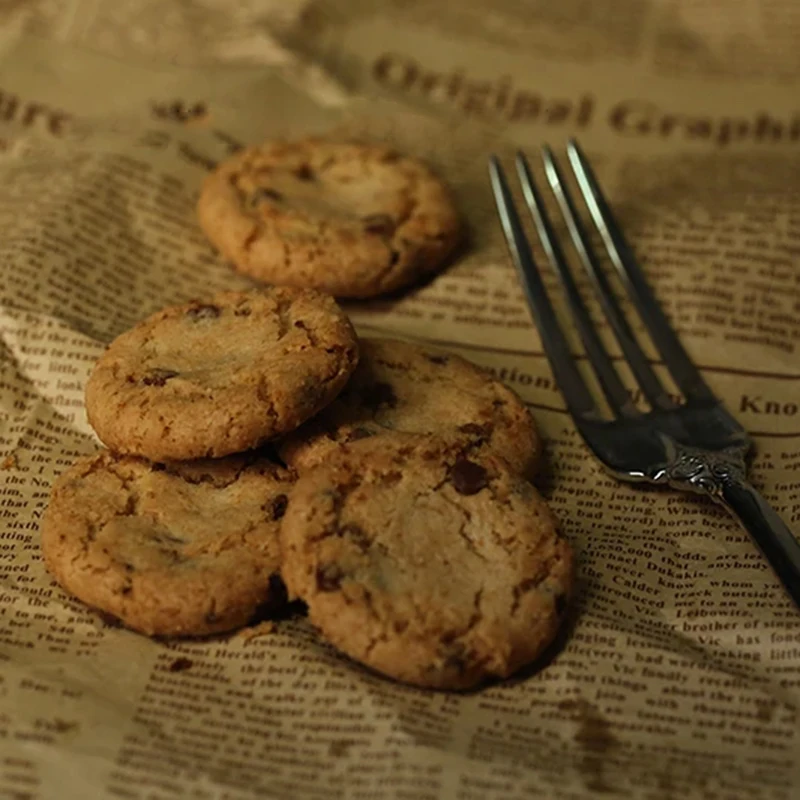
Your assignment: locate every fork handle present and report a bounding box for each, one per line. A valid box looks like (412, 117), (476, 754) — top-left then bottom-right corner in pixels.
(719, 479), (800, 608)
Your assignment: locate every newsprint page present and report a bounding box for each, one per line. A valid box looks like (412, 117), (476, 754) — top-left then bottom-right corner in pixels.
(1, 2), (800, 798)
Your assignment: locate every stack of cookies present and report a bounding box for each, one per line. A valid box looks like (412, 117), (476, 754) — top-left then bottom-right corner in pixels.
(41, 138), (574, 690)
(42, 288), (358, 640)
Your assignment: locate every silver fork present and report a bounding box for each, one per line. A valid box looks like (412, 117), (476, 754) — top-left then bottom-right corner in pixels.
(489, 140), (800, 608)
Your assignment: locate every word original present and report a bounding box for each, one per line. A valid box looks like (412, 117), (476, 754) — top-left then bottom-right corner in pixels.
(373, 53), (594, 128)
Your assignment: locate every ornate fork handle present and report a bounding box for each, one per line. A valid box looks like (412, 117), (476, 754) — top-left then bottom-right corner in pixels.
(664, 444), (747, 496)
(666, 444), (800, 603)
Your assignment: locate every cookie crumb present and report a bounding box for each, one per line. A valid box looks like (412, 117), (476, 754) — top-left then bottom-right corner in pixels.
(239, 621), (276, 644)
(1, 454), (16, 470)
(187, 304), (221, 320)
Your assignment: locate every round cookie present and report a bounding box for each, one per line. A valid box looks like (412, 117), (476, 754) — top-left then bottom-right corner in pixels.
(278, 337), (541, 477)
(197, 138), (461, 298)
(85, 288), (359, 461)
(280, 438), (573, 690)
(41, 450), (295, 637)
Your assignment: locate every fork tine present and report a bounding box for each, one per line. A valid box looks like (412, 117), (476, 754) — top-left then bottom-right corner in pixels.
(515, 152), (638, 417)
(567, 140), (716, 405)
(488, 155), (598, 419)
(541, 146), (676, 412)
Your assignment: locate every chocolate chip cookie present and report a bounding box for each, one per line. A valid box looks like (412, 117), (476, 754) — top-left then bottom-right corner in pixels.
(278, 337), (540, 477)
(41, 450), (295, 637)
(197, 138), (461, 298)
(280, 438), (573, 689)
(85, 288), (359, 461)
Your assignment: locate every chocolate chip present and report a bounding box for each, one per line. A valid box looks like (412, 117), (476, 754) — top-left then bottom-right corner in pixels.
(426, 354), (449, 365)
(234, 306), (252, 317)
(511, 577), (539, 614)
(252, 187), (283, 203)
(362, 213), (395, 236)
(362, 381), (397, 411)
(316, 563), (344, 592)
(458, 422), (493, 438)
(384, 470), (402, 486)
(269, 494), (288, 521)
(440, 640), (468, 672)
(186, 304), (221, 321)
(340, 523), (370, 551)
(168, 658), (193, 672)
(142, 368), (179, 387)
(555, 593), (568, 616)
(444, 654), (466, 672)
(450, 458), (489, 495)
(293, 164), (314, 181)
